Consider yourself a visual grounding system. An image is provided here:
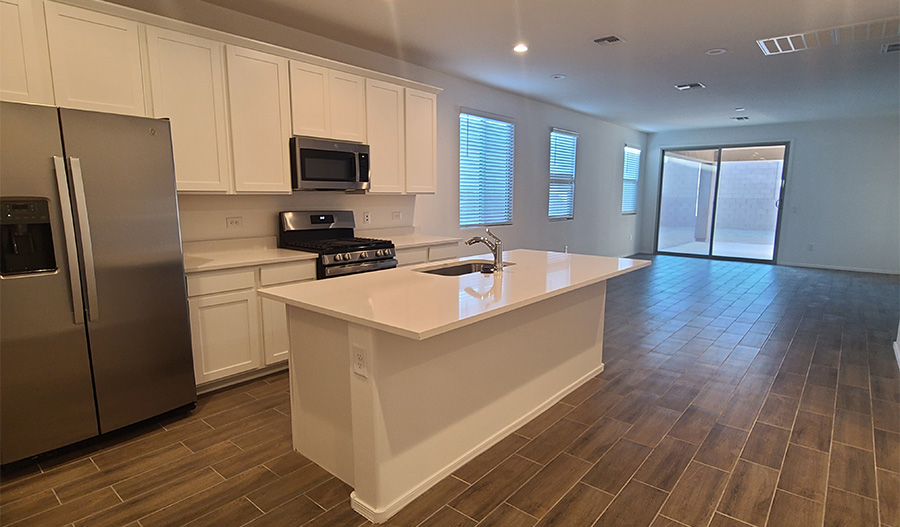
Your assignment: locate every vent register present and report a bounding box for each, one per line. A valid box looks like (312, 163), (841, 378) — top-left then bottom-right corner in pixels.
(757, 16), (900, 55)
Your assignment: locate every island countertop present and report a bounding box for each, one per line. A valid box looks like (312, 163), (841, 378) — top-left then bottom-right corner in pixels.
(257, 249), (650, 340)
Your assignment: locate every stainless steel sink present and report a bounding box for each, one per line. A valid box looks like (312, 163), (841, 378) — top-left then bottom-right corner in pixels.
(416, 260), (514, 276)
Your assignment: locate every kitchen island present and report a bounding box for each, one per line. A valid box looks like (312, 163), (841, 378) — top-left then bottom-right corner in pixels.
(257, 249), (649, 523)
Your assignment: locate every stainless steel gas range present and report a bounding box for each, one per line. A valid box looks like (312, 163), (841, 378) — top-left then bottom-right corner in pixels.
(278, 211), (397, 279)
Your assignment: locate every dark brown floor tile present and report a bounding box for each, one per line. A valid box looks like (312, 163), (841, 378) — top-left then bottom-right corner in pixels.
(11, 487), (120, 527)
(873, 399), (900, 433)
(828, 442), (877, 499)
(202, 392), (291, 429)
(230, 414), (292, 450)
(453, 434), (529, 484)
(304, 478), (353, 511)
(581, 439), (653, 495)
(623, 406), (681, 448)
(507, 453), (591, 519)
(835, 384), (871, 415)
(875, 429), (900, 473)
(297, 499), (368, 527)
(89, 419), (212, 471)
(649, 516), (687, 527)
(264, 451), (313, 478)
(717, 460), (779, 527)
(112, 441), (240, 501)
(693, 382), (738, 413)
(593, 480), (668, 527)
(479, 503), (537, 527)
(634, 436), (698, 492)
(877, 469), (899, 527)
(660, 461), (728, 527)
(695, 423), (749, 472)
(833, 408), (874, 451)
(211, 435), (292, 479)
(183, 497), (263, 527)
(718, 392), (767, 431)
(807, 364), (839, 388)
(517, 419), (587, 465)
(0, 459), (98, 506)
(232, 494), (323, 527)
(182, 408), (285, 452)
(799, 384), (837, 417)
(140, 466), (279, 527)
(791, 410), (833, 453)
(709, 513), (755, 527)
(757, 393), (800, 430)
(246, 376), (289, 400)
(740, 423), (790, 470)
(0, 489), (59, 525)
(515, 402), (573, 439)
(837, 364), (869, 389)
(657, 381), (703, 413)
(607, 390), (660, 424)
(870, 375), (900, 404)
(418, 506), (475, 527)
(247, 462), (332, 512)
(383, 476), (468, 527)
(667, 404), (719, 445)
(777, 444), (829, 502)
(533, 482), (612, 527)
(822, 487), (878, 527)
(767, 490), (823, 527)
(561, 376), (607, 406)
(450, 455), (541, 522)
(565, 390), (623, 426)
(769, 371), (806, 399)
(640, 370), (682, 395)
(566, 417), (633, 462)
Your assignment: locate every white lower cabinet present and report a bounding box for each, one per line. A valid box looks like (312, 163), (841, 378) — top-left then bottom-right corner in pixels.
(188, 289), (262, 385)
(258, 261), (316, 365)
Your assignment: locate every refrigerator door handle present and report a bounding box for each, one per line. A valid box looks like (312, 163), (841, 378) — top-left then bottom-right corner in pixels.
(53, 156), (85, 325)
(68, 157), (99, 322)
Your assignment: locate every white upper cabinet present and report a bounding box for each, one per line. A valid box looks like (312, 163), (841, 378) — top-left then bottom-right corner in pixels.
(0, 0), (53, 104)
(366, 79), (405, 194)
(44, 2), (147, 116)
(146, 27), (230, 193)
(405, 89), (437, 194)
(289, 61), (366, 142)
(226, 45), (292, 194)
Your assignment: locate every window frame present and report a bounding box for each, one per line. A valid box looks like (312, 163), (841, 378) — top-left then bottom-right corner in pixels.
(458, 110), (516, 228)
(622, 145), (641, 215)
(548, 128), (578, 221)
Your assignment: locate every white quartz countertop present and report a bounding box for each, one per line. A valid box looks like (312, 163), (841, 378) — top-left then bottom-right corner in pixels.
(258, 249), (650, 340)
(182, 233), (461, 273)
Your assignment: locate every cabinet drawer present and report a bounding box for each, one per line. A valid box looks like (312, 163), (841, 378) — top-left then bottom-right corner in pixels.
(428, 243), (459, 262)
(187, 268), (255, 297)
(395, 246), (427, 266)
(260, 261), (316, 286)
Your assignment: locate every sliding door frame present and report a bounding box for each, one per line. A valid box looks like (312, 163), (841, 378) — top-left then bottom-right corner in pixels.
(653, 141), (791, 264)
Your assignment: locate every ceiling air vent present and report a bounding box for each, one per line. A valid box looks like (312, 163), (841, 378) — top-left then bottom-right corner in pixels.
(757, 16), (900, 55)
(674, 82), (706, 91)
(731, 116), (750, 121)
(882, 42), (900, 53)
(594, 35), (624, 46)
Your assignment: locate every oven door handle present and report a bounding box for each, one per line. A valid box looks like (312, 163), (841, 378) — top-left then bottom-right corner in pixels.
(323, 259), (398, 278)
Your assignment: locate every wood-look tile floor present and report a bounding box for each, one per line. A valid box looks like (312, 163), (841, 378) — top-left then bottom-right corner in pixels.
(2, 254), (899, 527)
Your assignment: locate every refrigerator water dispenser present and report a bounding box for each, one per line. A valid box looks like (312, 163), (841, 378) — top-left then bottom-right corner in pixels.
(0, 198), (57, 276)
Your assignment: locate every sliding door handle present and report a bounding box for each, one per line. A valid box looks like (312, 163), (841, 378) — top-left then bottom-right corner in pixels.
(69, 157), (99, 322)
(53, 157), (85, 325)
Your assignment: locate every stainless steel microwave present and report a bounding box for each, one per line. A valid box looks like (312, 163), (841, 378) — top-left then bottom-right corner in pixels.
(290, 136), (370, 191)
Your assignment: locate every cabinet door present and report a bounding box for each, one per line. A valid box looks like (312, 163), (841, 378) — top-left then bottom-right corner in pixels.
(328, 70), (366, 142)
(0, 0), (53, 104)
(366, 79), (405, 193)
(226, 45), (292, 193)
(189, 289), (262, 385)
(44, 2), (147, 116)
(405, 89), (437, 193)
(289, 60), (329, 138)
(260, 297), (289, 365)
(146, 27), (230, 193)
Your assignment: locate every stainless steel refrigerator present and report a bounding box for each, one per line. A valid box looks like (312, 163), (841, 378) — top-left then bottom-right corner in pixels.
(0, 102), (196, 464)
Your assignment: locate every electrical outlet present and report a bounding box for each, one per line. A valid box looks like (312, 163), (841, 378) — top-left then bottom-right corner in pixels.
(226, 216), (243, 229)
(364, 212), (371, 224)
(392, 211), (402, 221)
(352, 344), (368, 378)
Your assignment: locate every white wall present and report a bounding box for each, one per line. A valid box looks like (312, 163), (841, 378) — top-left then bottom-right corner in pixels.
(640, 116), (900, 274)
(102, 0), (646, 256)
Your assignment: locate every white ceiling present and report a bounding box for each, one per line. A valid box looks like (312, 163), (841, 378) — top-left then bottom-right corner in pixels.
(194, 0), (899, 132)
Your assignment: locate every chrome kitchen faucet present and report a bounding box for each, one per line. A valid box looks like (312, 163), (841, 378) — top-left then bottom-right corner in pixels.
(465, 228), (504, 272)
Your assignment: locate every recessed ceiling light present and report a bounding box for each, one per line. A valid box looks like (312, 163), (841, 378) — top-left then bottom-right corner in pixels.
(705, 48), (727, 55)
(735, 107), (746, 112)
(674, 82), (706, 91)
(551, 74), (567, 80)
(513, 43), (528, 53)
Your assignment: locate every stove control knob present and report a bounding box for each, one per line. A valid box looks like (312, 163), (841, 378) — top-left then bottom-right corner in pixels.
(359, 252), (368, 259)
(343, 253), (351, 261)
(334, 254), (343, 262)
(375, 249), (384, 257)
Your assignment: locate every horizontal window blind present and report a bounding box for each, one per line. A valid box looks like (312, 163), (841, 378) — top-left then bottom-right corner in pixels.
(549, 129), (577, 219)
(622, 146), (641, 213)
(459, 113), (515, 227)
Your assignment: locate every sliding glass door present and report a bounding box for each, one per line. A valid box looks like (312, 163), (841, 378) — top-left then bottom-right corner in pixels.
(656, 144), (787, 262)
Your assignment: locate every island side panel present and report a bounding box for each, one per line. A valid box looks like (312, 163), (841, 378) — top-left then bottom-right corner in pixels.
(349, 281), (607, 521)
(287, 306), (355, 485)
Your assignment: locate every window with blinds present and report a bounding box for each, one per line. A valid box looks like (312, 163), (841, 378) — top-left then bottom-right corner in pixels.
(549, 129), (578, 220)
(459, 112), (515, 227)
(622, 146), (641, 214)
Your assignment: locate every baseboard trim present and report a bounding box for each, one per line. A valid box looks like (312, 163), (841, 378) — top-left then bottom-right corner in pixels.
(778, 261), (899, 275)
(894, 340), (900, 370)
(349, 362), (606, 524)
(196, 363), (288, 395)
